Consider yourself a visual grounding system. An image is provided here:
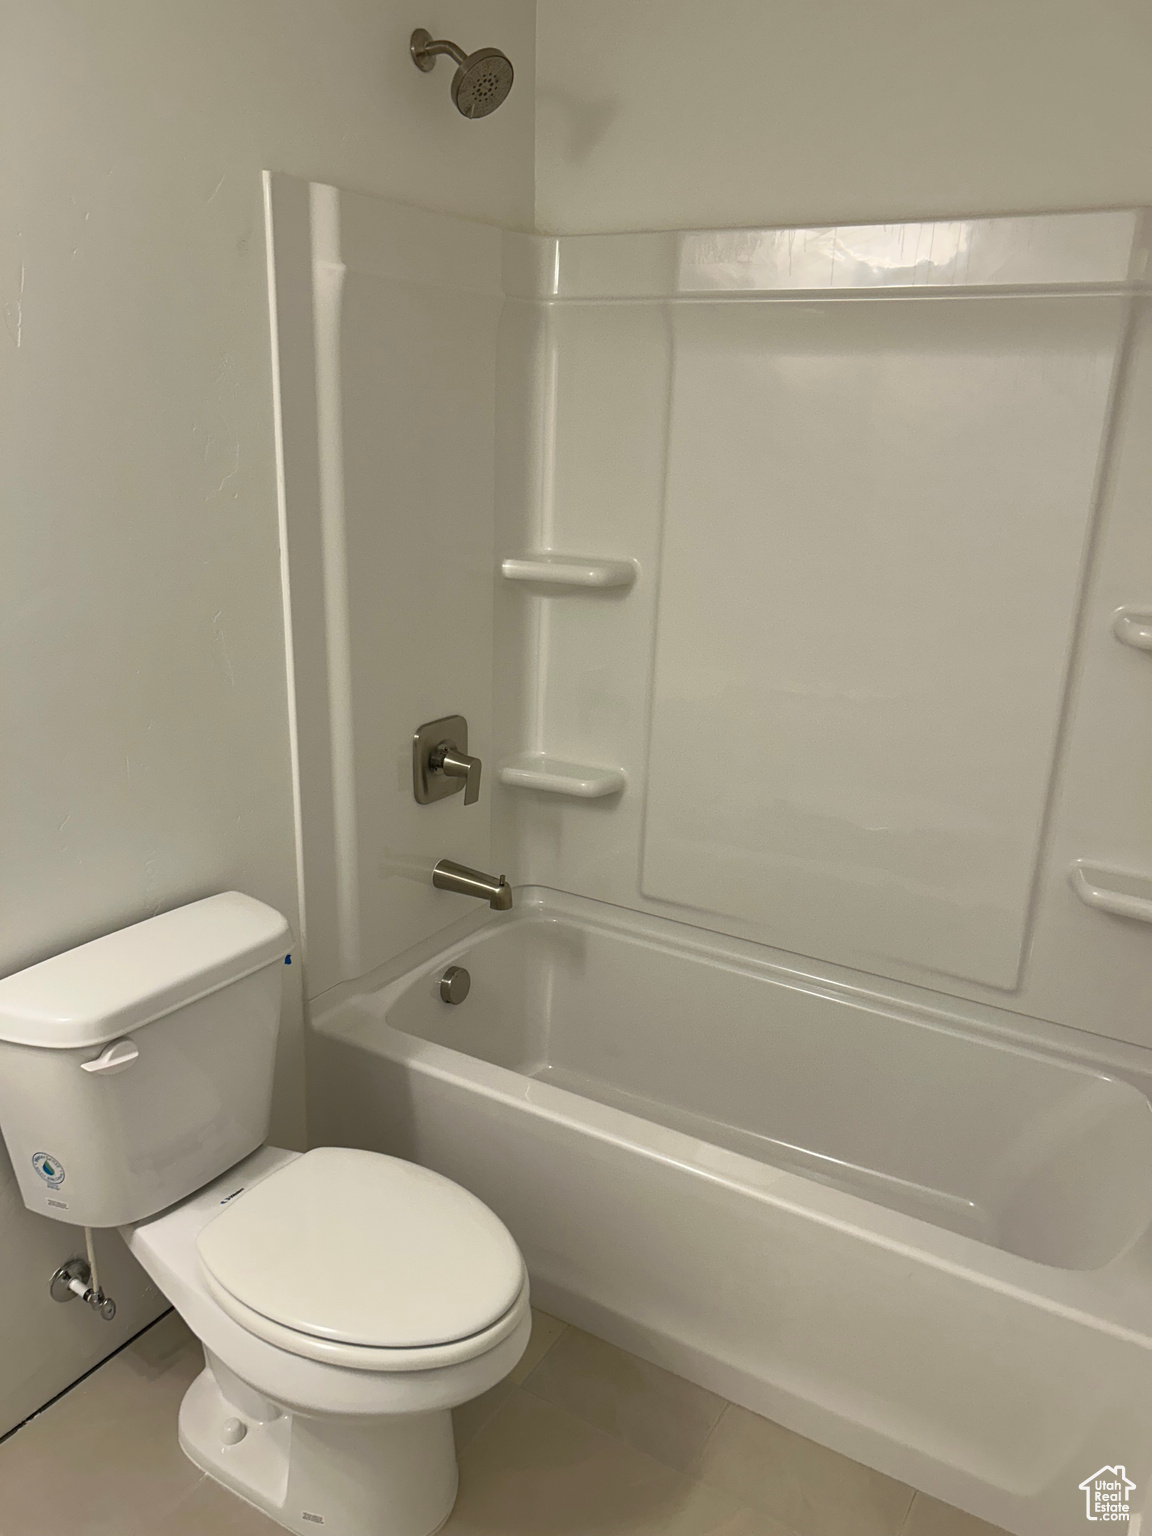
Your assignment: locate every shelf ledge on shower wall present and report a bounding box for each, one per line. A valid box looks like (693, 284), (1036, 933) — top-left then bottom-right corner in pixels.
(1069, 860), (1152, 924)
(500, 554), (638, 590)
(498, 754), (627, 799)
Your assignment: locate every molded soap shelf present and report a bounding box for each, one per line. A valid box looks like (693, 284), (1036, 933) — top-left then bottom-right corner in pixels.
(498, 754), (626, 799)
(500, 554), (637, 590)
(1112, 607), (1152, 651)
(1069, 860), (1152, 924)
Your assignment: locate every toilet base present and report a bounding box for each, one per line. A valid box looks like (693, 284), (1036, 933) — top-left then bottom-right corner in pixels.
(179, 1363), (459, 1536)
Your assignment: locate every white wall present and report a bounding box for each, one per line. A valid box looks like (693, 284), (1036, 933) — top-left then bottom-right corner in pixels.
(535, 0), (1152, 234)
(0, 0), (533, 1436)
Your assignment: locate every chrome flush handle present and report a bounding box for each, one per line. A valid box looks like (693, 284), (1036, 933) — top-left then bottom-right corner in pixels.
(429, 740), (482, 805)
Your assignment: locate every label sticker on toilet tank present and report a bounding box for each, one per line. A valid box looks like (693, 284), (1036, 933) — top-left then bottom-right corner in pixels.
(32, 1152), (65, 1189)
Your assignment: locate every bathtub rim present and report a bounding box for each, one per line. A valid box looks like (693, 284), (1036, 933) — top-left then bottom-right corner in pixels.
(310, 886), (1152, 1091)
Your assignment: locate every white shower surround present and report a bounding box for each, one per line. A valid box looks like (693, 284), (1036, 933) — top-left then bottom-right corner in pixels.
(268, 176), (1152, 1045)
(266, 178), (1152, 1536)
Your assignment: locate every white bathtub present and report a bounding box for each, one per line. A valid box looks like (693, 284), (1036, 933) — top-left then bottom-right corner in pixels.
(310, 890), (1152, 1536)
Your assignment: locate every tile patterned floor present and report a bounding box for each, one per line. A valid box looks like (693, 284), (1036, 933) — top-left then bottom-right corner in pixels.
(0, 1309), (1010, 1536)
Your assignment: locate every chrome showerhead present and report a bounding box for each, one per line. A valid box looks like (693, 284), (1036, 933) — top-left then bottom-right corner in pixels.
(410, 28), (514, 119)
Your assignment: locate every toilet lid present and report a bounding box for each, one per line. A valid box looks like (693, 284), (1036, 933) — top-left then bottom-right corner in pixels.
(196, 1147), (524, 1350)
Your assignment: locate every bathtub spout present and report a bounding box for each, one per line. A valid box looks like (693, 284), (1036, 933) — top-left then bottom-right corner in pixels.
(432, 859), (513, 911)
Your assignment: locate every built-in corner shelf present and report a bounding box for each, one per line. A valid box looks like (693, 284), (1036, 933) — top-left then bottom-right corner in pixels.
(498, 753), (627, 799)
(1112, 607), (1152, 651)
(1070, 860), (1152, 924)
(500, 554), (638, 591)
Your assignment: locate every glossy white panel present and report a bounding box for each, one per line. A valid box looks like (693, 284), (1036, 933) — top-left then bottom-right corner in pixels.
(1018, 303), (1152, 1036)
(641, 297), (1124, 987)
(340, 252), (500, 977)
(549, 209), (1152, 300)
(677, 211), (1150, 295)
(493, 298), (670, 881)
(270, 179), (504, 992)
(501, 230), (560, 300)
(503, 276), (1152, 1045)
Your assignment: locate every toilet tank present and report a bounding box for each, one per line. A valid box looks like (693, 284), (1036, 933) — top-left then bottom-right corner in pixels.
(0, 893), (290, 1227)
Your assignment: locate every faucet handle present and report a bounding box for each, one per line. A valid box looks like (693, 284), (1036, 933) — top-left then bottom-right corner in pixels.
(429, 741), (482, 805)
(413, 715), (483, 806)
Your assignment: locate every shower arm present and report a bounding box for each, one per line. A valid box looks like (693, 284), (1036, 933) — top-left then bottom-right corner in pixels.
(412, 36), (468, 68)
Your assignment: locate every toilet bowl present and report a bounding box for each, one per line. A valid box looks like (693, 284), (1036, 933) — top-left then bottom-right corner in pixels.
(126, 1143), (531, 1536)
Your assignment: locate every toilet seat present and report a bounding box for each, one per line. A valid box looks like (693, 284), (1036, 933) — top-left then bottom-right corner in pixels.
(129, 1145), (533, 1416)
(201, 1266), (529, 1371)
(196, 1146), (528, 1372)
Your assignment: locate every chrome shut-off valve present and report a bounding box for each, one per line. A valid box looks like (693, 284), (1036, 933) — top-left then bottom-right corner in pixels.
(49, 1257), (117, 1321)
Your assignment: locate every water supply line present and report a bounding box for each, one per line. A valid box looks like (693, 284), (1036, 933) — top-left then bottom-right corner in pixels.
(85, 1225), (100, 1299)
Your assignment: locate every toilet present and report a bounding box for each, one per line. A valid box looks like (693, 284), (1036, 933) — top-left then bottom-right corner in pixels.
(0, 892), (530, 1536)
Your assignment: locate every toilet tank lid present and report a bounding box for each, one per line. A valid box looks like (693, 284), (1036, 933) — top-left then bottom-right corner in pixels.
(0, 893), (291, 1049)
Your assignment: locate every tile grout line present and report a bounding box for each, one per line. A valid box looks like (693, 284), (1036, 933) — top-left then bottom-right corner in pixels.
(459, 1381), (798, 1536)
(457, 1314), (572, 1457)
(895, 1486), (920, 1535)
(691, 1398), (920, 1536)
(515, 1315), (567, 1393)
(690, 1398), (734, 1480)
(491, 1323), (926, 1536)
(516, 1347), (736, 1487)
(532, 1314), (569, 1373)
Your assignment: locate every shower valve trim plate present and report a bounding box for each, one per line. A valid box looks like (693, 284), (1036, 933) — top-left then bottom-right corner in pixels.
(413, 715), (482, 805)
